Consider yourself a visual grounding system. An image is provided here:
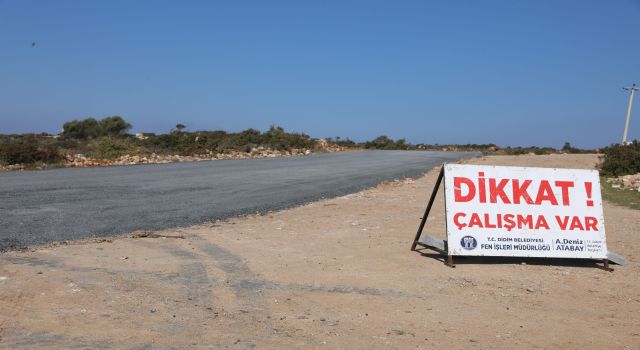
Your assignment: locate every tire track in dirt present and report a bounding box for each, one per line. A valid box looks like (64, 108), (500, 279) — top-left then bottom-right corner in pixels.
(155, 243), (214, 306)
(139, 238), (280, 348)
(1, 238), (425, 348)
(1, 255), (181, 282)
(171, 237), (280, 345)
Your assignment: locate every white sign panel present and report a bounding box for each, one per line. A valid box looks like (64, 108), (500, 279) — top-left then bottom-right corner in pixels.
(444, 164), (607, 259)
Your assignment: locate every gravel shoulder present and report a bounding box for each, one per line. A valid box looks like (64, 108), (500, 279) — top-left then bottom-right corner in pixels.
(1, 153), (638, 349)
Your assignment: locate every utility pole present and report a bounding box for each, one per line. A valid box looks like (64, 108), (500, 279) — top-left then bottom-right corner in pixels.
(622, 83), (639, 145)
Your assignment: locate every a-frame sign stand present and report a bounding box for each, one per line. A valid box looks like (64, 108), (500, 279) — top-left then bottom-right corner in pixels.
(410, 165), (455, 267)
(411, 164), (625, 270)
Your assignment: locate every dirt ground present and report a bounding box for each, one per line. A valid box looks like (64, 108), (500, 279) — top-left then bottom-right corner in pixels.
(1, 154), (638, 349)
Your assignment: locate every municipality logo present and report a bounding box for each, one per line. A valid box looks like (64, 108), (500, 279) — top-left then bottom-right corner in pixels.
(460, 236), (477, 250)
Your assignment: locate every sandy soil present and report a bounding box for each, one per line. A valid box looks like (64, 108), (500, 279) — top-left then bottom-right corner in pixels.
(1, 154), (638, 349)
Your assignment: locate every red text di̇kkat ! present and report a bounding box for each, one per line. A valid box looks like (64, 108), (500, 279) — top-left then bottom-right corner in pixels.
(452, 172), (599, 232)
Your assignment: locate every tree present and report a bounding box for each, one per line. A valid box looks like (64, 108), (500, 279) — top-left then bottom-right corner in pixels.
(266, 125), (285, 137)
(100, 116), (132, 137)
(362, 135), (410, 150)
(62, 118), (101, 139)
(62, 116), (132, 139)
(368, 135), (394, 149)
(176, 123), (186, 132)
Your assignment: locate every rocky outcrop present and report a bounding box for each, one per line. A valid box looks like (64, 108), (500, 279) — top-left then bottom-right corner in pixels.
(0, 163), (27, 171)
(1, 141), (349, 171)
(62, 145), (344, 168)
(606, 173), (640, 191)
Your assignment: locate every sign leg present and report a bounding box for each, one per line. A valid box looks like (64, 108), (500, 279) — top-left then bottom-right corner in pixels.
(411, 166), (445, 251)
(446, 255), (455, 268)
(602, 259), (613, 272)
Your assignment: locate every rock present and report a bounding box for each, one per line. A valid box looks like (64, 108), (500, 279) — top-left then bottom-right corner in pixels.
(608, 173), (640, 191)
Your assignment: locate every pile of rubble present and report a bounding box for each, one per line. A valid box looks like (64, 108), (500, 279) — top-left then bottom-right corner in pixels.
(0, 163), (27, 171)
(63, 147), (321, 168)
(606, 173), (640, 192)
(316, 139), (346, 152)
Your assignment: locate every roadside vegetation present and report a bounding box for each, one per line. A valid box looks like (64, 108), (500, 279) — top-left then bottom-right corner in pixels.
(599, 141), (640, 176)
(0, 117), (321, 168)
(1, 115), (597, 169)
(0, 134), (63, 166)
(600, 177), (640, 210)
(597, 141), (640, 210)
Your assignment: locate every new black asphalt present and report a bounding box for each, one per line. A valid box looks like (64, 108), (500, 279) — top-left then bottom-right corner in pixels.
(0, 150), (477, 251)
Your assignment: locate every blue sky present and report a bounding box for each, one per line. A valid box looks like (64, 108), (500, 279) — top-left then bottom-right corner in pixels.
(1, 0), (639, 148)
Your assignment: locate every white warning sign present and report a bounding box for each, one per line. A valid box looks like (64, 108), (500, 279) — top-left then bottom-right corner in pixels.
(444, 164), (607, 259)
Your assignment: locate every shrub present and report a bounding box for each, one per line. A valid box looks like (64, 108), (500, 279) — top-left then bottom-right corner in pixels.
(100, 116), (132, 137)
(62, 116), (132, 139)
(142, 132), (205, 155)
(363, 135), (410, 150)
(331, 137), (356, 147)
(600, 141), (640, 176)
(503, 147), (528, 155)
(561, 142), (593, 154)
(62, 118), (101, 139)
(92, 137), (138, 159)
(503, 146), (556, 155)
(0, 137), (62, 165)
(263, 125), (315, 151)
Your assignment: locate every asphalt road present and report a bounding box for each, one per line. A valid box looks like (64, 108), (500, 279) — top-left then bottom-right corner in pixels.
(0, 150), (477, 251)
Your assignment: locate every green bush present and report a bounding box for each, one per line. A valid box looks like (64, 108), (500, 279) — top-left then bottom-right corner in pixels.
(62, 116), (132, 140)
(600, 141), (640, 176)
(504, 148), (528, 155)
(100, 116), (132, 137)
(142, 132), (206, 155)
(503, 146), (556, 155)
(561, 142), (593, 154)
(363, 135), (410, 150)
(328, 137), (356, 147)
(62, 118), (101, 139)
(0, 136), (62, 165)
(414, 143), (498, 152)
(263, 126), (315, 151)
(92, 137), (139, 159)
